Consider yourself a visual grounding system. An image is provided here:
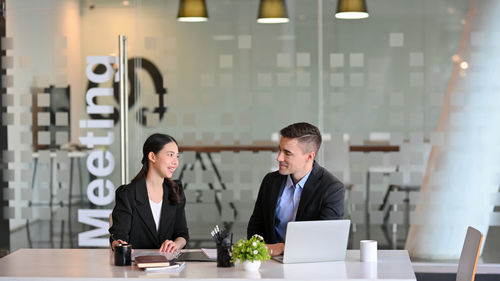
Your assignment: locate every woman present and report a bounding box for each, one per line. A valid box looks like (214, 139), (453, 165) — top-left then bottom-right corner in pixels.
(109, 133), (189, 252)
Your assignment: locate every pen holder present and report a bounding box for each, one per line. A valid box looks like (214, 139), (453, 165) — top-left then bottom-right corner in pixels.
(216, 243), (233, 267)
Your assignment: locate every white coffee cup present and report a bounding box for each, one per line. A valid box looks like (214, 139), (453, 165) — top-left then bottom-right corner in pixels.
(360, 240), (377, 262)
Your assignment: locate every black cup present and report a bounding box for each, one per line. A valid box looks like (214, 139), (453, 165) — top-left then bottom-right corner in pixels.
(114, 244), (132, 266)
(216, 243), (233, 268)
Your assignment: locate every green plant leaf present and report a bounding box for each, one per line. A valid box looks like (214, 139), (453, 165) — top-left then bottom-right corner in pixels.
(230, 234), (271, 263)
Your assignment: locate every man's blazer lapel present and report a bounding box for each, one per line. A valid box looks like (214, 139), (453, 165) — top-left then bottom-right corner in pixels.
(268, 175), (286, 220)
(265, 175), (286, 242)
(134, 177), (160, 244)
(296, 162), (321, 220)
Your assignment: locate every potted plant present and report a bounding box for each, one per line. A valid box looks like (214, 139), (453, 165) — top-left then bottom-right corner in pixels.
(231, 234), (271, 271)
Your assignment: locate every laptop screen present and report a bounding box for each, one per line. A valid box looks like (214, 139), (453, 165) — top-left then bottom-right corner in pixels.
(281, 220), (351, 264)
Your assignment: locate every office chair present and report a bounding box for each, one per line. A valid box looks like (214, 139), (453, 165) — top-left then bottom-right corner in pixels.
(456, 226), (483, 281)
(0, 249), (8, 258)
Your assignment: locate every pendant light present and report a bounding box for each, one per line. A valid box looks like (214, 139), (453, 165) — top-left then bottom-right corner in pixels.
(177, 0), (208, 22)
(335, 0), (369, 19)
(257, 0), (289, 24)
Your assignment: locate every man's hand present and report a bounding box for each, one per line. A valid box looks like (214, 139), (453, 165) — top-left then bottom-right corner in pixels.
(266, 243), (285, 256)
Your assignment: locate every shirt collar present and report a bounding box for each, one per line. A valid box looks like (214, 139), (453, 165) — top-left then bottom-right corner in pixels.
(285, 169), (312, 190)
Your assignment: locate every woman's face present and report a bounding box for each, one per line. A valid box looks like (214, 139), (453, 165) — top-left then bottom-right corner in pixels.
(150, 141), (179, 179)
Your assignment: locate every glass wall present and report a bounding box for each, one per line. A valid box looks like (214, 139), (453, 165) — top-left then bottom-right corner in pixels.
(2, 0), (499, 261)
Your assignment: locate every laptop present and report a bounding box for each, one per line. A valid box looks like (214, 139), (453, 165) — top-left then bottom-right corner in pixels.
(273, 219), (351, 264)
(174, 250), (215, 262)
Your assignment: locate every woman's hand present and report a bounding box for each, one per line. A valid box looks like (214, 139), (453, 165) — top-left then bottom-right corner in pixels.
(266, 243), (285, 256)
(111, 239), (128, 250)
(159, 240), (181, 253)
(159, 237), (187, 253)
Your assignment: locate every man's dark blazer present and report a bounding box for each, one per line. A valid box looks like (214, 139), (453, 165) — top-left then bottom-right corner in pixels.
(109, 176), (189, 249)
(247, 161), (344, 244)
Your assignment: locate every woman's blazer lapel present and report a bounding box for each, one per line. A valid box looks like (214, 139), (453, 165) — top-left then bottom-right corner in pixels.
(158, 180), (176, 240)
(134, 177), (160, 245)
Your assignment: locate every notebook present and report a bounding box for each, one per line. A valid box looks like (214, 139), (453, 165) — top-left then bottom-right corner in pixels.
(135, 255), (173, 268)
(272, 219), (351, 264)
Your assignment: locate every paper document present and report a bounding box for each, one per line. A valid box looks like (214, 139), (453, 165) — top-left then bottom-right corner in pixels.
(201, 248), (217, 259)
(143, 262), (186, 272)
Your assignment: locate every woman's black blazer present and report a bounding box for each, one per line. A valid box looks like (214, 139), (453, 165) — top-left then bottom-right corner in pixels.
(109, 176), (189, 249)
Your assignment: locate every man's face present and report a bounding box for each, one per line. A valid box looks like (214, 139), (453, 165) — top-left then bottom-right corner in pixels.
(276, 137), (314, 180)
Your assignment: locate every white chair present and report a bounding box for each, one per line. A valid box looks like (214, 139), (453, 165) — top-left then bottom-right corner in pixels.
(365, 133), (397, 239)
(456, 226), (483, 281)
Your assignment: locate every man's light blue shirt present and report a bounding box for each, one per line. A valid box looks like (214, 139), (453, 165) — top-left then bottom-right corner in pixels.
(274, 170), (311, 242)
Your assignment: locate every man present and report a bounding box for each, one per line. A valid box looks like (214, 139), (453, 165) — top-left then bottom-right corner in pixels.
(247, 122), (345, 256)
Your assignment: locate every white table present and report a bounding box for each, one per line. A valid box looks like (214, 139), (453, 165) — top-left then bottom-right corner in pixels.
(0, 249), (416, 280)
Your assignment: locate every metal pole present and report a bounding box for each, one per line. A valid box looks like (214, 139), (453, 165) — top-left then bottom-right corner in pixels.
(0, 0), (10, 253)
(317, 0), (324, 163)
(119, 35), (129, 185)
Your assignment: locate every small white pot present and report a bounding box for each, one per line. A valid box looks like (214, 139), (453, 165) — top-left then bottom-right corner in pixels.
(242, 260), (261, 271)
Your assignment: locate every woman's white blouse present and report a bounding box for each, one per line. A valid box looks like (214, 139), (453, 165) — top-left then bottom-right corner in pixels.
(149, 199), (163, 231)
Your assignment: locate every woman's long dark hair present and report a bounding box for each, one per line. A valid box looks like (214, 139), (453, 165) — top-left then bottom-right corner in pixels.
(132, 133), (180, 204)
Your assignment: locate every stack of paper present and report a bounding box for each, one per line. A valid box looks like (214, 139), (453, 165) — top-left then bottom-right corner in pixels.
(142, 262), (185, 272)
(201, 248), (217, 259)
(135, 255), (185, 272)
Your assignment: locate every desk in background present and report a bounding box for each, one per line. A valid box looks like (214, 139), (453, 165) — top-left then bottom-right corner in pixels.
(0, 249), (416, 280)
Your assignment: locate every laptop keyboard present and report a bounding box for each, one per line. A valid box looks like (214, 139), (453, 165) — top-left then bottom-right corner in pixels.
(271, 255), (284, 263)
